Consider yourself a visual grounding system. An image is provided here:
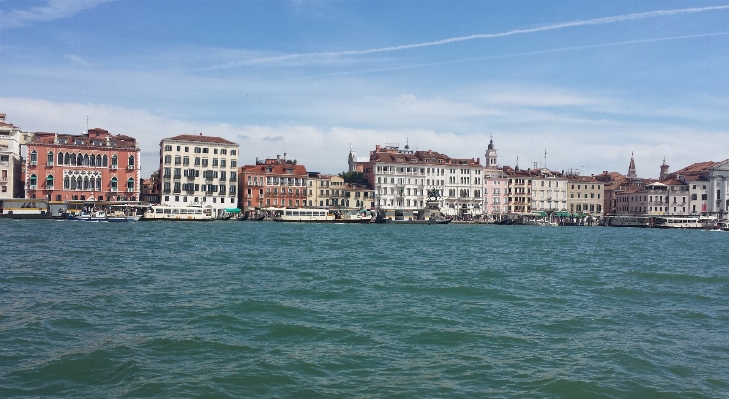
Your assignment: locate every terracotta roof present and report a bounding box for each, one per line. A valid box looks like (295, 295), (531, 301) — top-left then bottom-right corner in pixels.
(369, 149), (481, 166)
(567, 175), (599, 183)
(30, 132), (137, 149)
(660, 179), (686, 186)
(164, 134), (237, 145)
(674, 161), (717, 174)
(241, 163), (308, 175)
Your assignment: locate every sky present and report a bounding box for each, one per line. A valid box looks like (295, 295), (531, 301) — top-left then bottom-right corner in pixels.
(1, 0), (728, 178)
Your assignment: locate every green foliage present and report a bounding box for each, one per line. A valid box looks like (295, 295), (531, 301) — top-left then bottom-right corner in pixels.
(285, 159), (297, 165)
(338, 171), (366, 184)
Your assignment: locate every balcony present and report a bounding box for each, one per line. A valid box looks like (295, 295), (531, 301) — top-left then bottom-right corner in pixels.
(111, 165), (118, 170)
(47, 162), (54, 167)
(111, 187), (118, 192)
(127, 165), (134, 170)
(246, 194), (252, 199)
(30, 161), (37, 166)
(173, 175), (181, 180)
(127, 188), (135, 193)
(29, 185), (37, 190)
(1, 177), (7, 182)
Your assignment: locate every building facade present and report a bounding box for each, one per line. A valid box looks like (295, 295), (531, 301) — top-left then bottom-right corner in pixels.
(239, 156), (307, 210)
(307, 172), (333, 207)
(360, 144), (484, 217)
(159, 134), (239, 216)
(0, 114), (31, 199)
(566, 175), (604, 215)
(531, 169), (568, 213)
(25, 128), (140, 202)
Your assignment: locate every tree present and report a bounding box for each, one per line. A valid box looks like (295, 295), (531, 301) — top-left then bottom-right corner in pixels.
(338, 171), (366, 184)
(285, 159), (297, 165)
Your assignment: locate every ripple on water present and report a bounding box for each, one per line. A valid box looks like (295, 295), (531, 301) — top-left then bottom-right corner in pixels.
(1, 221), (728, 398)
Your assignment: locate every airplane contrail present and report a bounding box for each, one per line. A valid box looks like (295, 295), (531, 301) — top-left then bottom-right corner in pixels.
(208, 5), (729, 69)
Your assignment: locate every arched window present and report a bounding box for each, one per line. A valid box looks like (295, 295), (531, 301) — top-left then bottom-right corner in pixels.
(77, 154), (83, 165)
(83, 177), (90, 190)
(56, 194), (62, 201)
(128, 155), (135, 167)
(131, 196), (136, 201)
(30, 150), (37, 163)
(127, 178), (134, 190)
(89, 177), (95, 190)
(29, 174), (37, 187)
(111, 155), (118, 168)
(111, 177), (118, 191)
(57, 152), (63, 165)
(64, 152), (70, 165)
(72, 195), (78, 200)
(76, 177), (82, 190)
(83, 154), (89, 166)
(102, 154), (108, 167)
(80, 195), (85, 200)
(96, 178), (101, 191)
(96, 154), (102, 167)
(46, 175), (54, 188)
(90, 154), (95, 167)
(64, 176), (70, 189)
(47, 151), (54, 165)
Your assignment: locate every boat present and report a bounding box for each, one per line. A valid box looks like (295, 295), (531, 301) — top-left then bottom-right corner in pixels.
(273, 208), (335, 222)
(0, 199), (52, 219)
(654, 216), (705, 229)
(141, 204), (214, 221)
(714, 221), (729, 231)
(606, 215), (652, 227)
(69, 210), (108, 222)
(434, 218), (452, 224)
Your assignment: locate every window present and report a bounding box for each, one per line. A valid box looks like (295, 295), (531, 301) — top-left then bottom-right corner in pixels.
(231, 160), (237, 168)
(202, 148), (209, 154)
(231, 150), (236, 155)
(175, 156), (181, 165)
(128, 155), (134, 167)
(202, 159), (208, 167)
(214, 149), (218, 154)
(127, 178), (134, 190)
(195, 157), (200, 166)
(220, 159), (226, 168)
(194, 147), (201, 153)
(111, 177), (118, 190)
(221, 149), (227, 155)
(46, 175), (54, 188)
(212, 159), (218, 167)
(185, 146), (189, 152)
(164, 145), (172, 151)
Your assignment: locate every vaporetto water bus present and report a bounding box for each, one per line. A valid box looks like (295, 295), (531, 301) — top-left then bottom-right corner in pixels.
(653, 216), (713, 229)
(273, 208), (372, 223)
(605, 215), (652, 227)
(142, 205), (214, 221)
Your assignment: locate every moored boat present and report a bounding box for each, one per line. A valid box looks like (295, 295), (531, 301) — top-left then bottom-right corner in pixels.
(606, 215), (652, 227)
(142, 204), (214, 221)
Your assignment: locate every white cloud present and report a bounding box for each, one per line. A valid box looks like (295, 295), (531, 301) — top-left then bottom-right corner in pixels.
(1, 0), (113, 29)
(2, 97), (727, 181)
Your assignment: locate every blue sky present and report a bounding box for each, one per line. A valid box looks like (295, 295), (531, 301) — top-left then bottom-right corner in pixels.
(2, 0), (728, 178)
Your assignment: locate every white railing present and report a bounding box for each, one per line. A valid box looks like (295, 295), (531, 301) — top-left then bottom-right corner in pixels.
(30, 161), (37, 166)
(127, 165), (134, 170)
(29, 185), (37, 190)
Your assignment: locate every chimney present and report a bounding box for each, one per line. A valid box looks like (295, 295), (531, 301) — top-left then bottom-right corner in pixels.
(375, 144), (380, 151)
(199, 132), (202, 136)
(277, 154), (280, 160)
(476, 157), (480, 164)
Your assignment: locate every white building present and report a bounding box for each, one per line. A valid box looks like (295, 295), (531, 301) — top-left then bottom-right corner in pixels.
(530, 169), (568, 213)
(482, 139), (508, 219)
(159, 134), (239, 216)
(707, 160), (729, 219)
(0, 114), (32, 199)
(360, 144), (484, 218)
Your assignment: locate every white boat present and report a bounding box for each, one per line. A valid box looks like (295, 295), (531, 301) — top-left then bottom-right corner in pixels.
(653, 216), (703, 229)
(142, 205), (214, 221)
(607, 215), (652, 227)
(69, 210), (108, 222)
(714, 221), (729, 231)
(273, 208), (336, 222)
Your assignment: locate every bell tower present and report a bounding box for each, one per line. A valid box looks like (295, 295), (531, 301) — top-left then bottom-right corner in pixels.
(627, 152), (637, 179)
(485, 136), (498, 168)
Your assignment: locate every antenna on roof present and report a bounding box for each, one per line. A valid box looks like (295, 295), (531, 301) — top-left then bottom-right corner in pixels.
(85, 115), (89, 132)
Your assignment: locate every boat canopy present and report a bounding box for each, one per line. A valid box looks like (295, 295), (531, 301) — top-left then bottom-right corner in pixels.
(555, 212), (571, 217)
(224, 208), (241, 213)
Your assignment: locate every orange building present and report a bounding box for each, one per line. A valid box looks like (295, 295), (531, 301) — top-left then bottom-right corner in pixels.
(239, 155), (307, 210)
(25, 128), (140, 201)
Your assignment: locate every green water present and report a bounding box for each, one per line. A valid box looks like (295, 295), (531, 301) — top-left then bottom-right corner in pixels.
(1, 220), (728, 398)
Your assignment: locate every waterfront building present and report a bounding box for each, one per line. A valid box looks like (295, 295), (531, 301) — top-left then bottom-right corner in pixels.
(239, 155), (307, 210)
(482, 139), (508, 220)
(140, 170), (161, 204)
(666, 160), (729, 218)
(483, 168), (508, 220)
(360, 144), (484, 218)
(343, 183), (376, 210)
(595, 171), (628, 215)
(328, 175), (346, 207)
(0, 114), (32, 199)
(502, 166), (532, 216)
(565, 175), (604, 215)
(530, 169), (569, 214)
(158, 134), (239, 216)
(615, 180), (688, 215)
(307, 172), (334, 207)
(25, 128), (140, 202)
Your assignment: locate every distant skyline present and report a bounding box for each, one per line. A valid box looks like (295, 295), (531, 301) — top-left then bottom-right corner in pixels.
(2, 0), (728, 178)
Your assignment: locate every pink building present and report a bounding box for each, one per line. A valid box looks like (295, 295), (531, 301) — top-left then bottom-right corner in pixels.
(25, 128), (140, 202)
